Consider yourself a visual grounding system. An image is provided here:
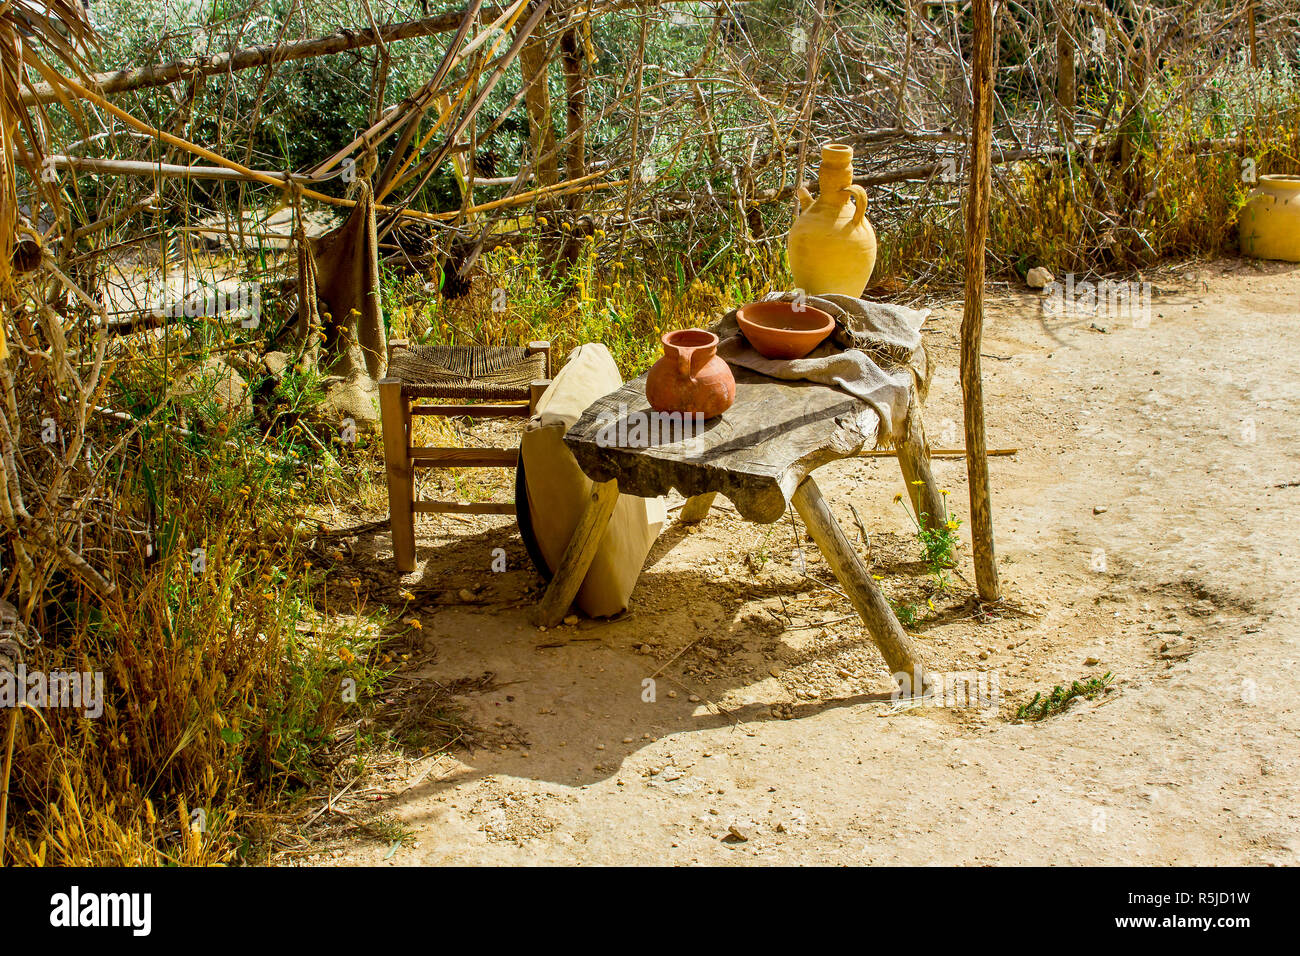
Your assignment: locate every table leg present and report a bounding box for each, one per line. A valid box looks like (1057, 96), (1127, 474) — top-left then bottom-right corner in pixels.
(678, 492), (716, 524)
(791, 476), (925, 685)
(896, 406), (948, 534)
(534, 479), (620, 627)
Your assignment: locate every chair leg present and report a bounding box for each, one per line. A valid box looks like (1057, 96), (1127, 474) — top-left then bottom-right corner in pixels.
(527, 340), (552, 379)
(379, 378), (417, 572)
(387, 338), (408, 365)
(529, 379), (551, 415)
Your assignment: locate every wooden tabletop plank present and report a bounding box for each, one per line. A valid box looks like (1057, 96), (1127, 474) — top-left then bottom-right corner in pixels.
(564, 367), (881, 523)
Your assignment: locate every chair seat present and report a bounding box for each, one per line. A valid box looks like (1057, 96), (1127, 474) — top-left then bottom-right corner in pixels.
(389, 345), (545, 401)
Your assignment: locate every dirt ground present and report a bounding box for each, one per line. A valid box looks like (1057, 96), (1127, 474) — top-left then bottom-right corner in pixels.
(301, 257), (1300, 866)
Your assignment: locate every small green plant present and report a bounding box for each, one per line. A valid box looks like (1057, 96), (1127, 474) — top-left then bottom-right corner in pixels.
(892, 601), (920, 628)
(746, 525), (779, 573)
(1015, 673), (1115, 721)
(896, 485), (961, 590)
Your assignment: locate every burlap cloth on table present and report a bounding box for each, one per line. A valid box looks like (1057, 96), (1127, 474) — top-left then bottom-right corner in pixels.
(711, 291), (931, 447)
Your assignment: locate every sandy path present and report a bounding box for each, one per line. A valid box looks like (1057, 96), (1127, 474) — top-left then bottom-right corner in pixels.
(318, 258), (1300, 866)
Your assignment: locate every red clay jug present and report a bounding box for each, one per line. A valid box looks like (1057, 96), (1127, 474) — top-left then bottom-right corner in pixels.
(645, 328), (735, 419)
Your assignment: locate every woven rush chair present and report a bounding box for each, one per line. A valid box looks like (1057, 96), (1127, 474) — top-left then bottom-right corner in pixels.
(379, 339), (551, 572)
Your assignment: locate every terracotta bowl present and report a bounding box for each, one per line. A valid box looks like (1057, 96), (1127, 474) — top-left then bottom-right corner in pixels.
(735, 300), (836, 360)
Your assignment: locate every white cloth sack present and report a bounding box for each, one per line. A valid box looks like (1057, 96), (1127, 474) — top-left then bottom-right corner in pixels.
(520, 343), (666, 617)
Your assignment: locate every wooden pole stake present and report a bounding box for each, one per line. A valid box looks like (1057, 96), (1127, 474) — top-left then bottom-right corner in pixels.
(1054, 0), (1076, 137)
(1249, 0), (1258, 70)
(961, 0), (1002, 602)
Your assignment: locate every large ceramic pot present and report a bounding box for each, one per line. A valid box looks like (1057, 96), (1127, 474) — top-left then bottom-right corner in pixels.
(645, 328), (735, 419)
(787, 143), (877, 296)
(1239, 175), (1300, 262)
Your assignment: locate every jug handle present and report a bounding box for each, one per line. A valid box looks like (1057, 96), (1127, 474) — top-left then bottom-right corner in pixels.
(676, 347), (692, 379)
(846, 185), (868, 227)
(796, 184), (814, 213)
(689, 344), (715, 375)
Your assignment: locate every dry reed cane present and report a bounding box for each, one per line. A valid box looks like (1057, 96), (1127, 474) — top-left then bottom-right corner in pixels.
(0, 707), (18, 866)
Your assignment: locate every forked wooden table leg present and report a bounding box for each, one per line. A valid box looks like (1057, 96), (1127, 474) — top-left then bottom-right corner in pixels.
(534, 479), (620, 627)
(791, 476), (925, 686)
(678, 492), (716, 524)
(895, 404), (949, 535)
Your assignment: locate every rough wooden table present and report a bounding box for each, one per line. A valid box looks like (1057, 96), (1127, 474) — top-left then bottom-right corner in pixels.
(535, 367), (949, 684)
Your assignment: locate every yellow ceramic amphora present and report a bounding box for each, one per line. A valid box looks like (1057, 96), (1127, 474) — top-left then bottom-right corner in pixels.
(788, 143), (877, 297)
(1239, 175), (1300, 263)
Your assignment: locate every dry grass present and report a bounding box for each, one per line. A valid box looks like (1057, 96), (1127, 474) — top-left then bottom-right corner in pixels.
(1, 350), (401, 864)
